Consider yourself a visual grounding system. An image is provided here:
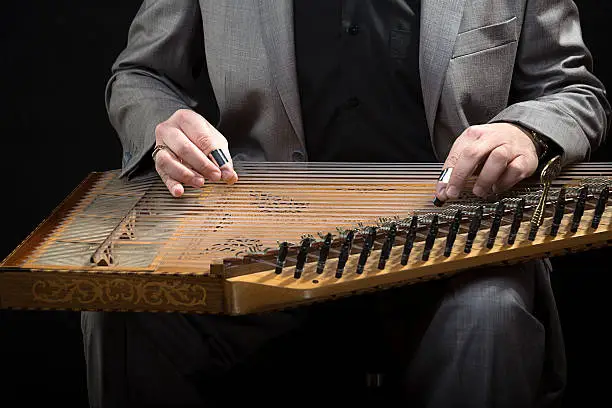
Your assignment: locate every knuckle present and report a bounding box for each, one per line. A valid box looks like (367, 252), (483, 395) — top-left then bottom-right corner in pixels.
(194, 133), (214, 153)
(180, 171), (193, 182)
(462, 144), (479, 159)
(452, 168), (470, 181)
(508, 160), (531, 180)
(155, 122), (169, 139)
(155, 153), (173, 172)
(508, 160), (524, 172)
(446, 153), (460, 166)
(174, 166), (193, 182)
(478, 178), (494, 189)
(196, 137), (215, 153)
(464, 126), (483, 140)
(521, 167), (536, 179)
(175, 140), (191, 158)
(173, 109), (192, 123)
(490, 146), (510, 162)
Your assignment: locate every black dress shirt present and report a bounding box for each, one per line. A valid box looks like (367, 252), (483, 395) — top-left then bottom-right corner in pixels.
(294, 0), (436, 163)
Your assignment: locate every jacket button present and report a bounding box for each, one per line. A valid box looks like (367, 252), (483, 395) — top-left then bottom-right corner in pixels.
(292, 151), (305, 162)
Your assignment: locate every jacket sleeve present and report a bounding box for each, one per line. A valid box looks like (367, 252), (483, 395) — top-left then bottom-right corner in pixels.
(490, 0), (611, 165)
(105, 0), (212, 178)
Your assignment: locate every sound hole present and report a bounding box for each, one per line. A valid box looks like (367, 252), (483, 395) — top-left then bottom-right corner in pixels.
(208, 238), (265, 257)
(250, 192), (308, 213)
(213, 213), (233, 232)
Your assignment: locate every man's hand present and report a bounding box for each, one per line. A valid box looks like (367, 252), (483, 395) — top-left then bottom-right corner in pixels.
(435, 123), (539, 203)
(153, 109), (238, 197)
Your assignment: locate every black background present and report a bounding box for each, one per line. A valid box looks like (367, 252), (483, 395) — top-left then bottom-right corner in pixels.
(0, 1), (610, 406)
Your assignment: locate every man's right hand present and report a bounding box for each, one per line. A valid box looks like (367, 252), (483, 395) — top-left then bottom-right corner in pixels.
(153, 109), (238, 197)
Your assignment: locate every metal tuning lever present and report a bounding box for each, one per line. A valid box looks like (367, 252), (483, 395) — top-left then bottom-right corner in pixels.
(529, 155), (562, 240)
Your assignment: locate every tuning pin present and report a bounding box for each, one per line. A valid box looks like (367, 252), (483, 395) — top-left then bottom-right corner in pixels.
(378, 223), (397, 269)
(591, 186), (609, 230)
(316, 233), (333, 274)
(444, 210), (462, 257)
(464, 206), (483, 253)
(487, 201), (505, 248)
(507, 198), (525, 245)
(422, 215), (439, 261)
(549, 188), (566, 237)
(570, 186), (588, 233)
(367, 227), (377, 256)
(401, 215), (418, 265)
(356, 227), (376, 274)
(336, 230), (354, 278)
(294, 237), (312, 279)
(275, 241), (289, 274)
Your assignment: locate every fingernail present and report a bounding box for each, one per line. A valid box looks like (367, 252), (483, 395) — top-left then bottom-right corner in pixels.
(172, 184), (184, 197)
(221, 168), (234, 181)
(194, 177), (205, 187)
(221, 168), (235, 182)
(446, 186), (459, 199)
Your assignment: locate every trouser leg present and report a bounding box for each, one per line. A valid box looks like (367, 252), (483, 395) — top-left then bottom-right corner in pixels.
(81, 309), (306, 408)
(394, 260), (565, 408)
(81, 311), (209, 408)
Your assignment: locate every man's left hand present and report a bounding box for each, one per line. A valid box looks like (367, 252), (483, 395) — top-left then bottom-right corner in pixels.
(435, 123), (539, 202)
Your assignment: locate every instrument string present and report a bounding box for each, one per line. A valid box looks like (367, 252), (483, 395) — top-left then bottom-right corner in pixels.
(27, 163), (611, 270)
(54, 187), (604, 243)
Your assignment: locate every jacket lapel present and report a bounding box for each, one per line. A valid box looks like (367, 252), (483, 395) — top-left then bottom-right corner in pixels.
(256, 0), (467, 154)
(420, 0), (467, 137)
(258, 0), (306, 151)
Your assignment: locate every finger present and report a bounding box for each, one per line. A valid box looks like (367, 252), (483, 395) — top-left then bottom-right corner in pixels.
(154, 149), (206, 188)
(493, 155), (538, 193)
(435, 126), (487, 203)
(156, 122), (222, 182)
(472, 145), (513, 198)
(441, 141), (493, 201)
(169, 110), (238, 183)
(209, 148), (238, 184)
(156, 164), (184, 198)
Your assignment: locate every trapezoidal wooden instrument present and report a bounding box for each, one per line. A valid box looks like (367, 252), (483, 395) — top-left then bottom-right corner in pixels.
(1, 160), (611, 315)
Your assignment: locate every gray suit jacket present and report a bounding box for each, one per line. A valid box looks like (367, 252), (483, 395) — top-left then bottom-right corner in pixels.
(106, 0), (610, 179)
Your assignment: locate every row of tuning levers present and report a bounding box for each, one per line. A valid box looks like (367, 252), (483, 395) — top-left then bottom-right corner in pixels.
(274, 185), (610, 280)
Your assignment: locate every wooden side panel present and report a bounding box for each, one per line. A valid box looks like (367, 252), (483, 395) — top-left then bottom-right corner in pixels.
(0, 270), (225, 314)
(224, 210), (612, 315)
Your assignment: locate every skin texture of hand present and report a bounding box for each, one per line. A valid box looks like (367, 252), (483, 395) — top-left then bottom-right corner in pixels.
(435, 123), (539, 202)
(154, 109), (238, 197)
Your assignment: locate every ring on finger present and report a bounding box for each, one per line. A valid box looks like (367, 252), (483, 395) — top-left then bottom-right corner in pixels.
(209, 148), (229, 167)
(438, 167), (453, 183)
(152, 144), (176, 161)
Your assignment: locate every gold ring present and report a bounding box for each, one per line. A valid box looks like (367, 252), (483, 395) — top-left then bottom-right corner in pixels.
(152, 145), (168, 161)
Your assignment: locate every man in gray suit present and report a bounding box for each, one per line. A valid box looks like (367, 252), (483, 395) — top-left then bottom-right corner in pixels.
(83, 1), (610, 407)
